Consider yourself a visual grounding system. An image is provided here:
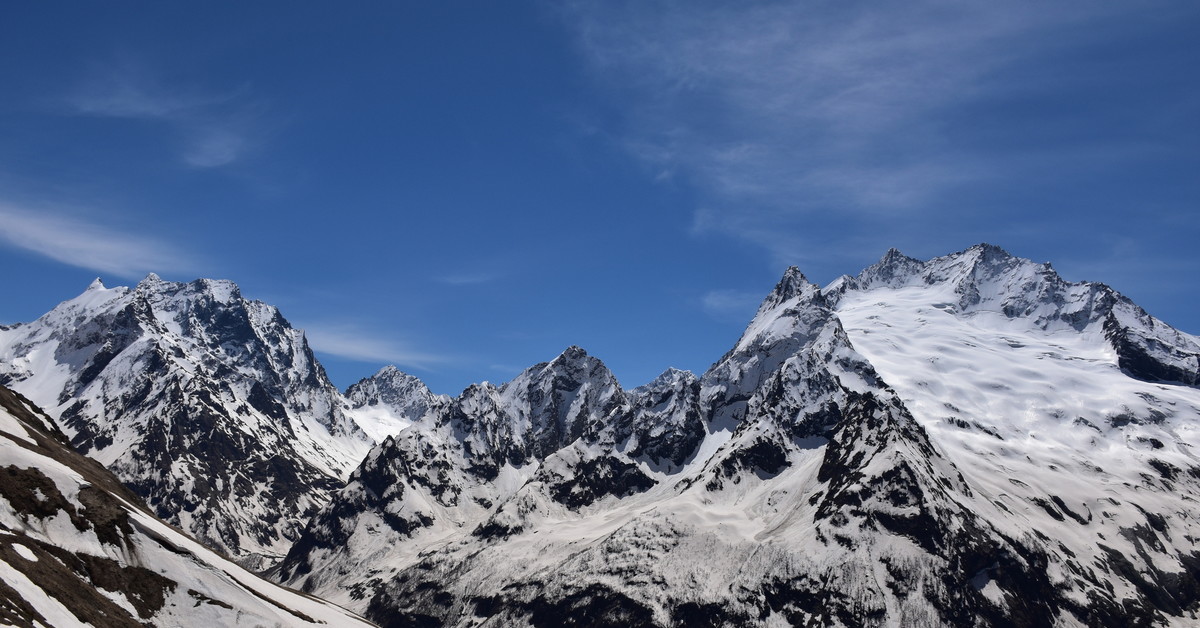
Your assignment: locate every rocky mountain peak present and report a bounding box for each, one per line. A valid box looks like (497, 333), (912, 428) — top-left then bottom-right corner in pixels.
(346, 365), (433, 407)
(857, 246), (925, 287)
(435, 348), (628, 470)
(0, 275), (375, 568)
(774, 265), (809, 297)
(342, 365), (439, 441)
(757, 266), (821, 312)
(970, 241), (1010, 257)
(520, 346), (619, 396)
(638, 367), (697, 393)
(550, 344), (591, 366)
(727, 268), (833, 360)
(132, 274), (247, 310)
(509, 346), (623, 421)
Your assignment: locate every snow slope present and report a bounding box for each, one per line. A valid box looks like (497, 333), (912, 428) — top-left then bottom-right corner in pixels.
(833, 245), (1200, 624)
(0, 383), (373, 627)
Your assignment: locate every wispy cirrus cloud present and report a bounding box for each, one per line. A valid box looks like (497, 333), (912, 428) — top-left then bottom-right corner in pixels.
(434, 270), (505, 286)
(64, 58), (263, 168)
(301, 322), (452, 371)
(561, 0), (1176, 260)
(700, 288), (761, 322)
(0, 202), (198, 278)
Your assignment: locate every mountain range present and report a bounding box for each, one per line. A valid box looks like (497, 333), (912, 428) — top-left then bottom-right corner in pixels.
(3, 243), (1199, 627)
(0, 275), (433, 569)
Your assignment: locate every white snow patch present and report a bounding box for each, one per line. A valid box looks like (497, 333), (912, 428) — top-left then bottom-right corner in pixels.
(11, 543), (37, 562)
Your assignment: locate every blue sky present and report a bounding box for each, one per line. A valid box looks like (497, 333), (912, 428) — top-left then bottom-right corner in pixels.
(0, 1), (1196, 395)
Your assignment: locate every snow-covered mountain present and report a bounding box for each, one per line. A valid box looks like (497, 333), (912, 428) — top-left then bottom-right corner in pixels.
(344, 365), (444, 443)
(0, 275), (420, 569)
(0, 382), (373, 626)
(277, 244), (1200, 627)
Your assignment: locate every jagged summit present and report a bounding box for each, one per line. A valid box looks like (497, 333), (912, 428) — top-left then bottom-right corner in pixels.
(636, 366), (697, 392)
(129, 274), (248, 309)
(343, 364), (439, 442)
(0, 274), (378, 568)
(482, 345), (625, 459)
(772, 265), (809, 298)
(550, 344), (591, 366)
(855, 246), (924, 287)
(725, 264), (834, 362)
(850, 242), (1031, 292)
(346, 364), (434, 407)
(972, 241), (1011, 256)
(756, 265), (821, 313)
(518, 345), (618, 403)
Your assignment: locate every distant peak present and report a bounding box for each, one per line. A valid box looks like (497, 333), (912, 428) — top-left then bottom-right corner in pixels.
(647, 367), (696, 388)
(754, 266), (821, 312)
(373, 365), (422, 383)
(345, 365), (434, 409)
(967, 242), (1013, 259)
(856, 247), (926, 288)
(556, 345), (590, 363)
(529, 345), (614, 384)
(86, 277), (106, 291)
(175, 278), (242, 304)
(460, 381), (498, 397)
(951, 244), (1040, 278)
(773, 266), (813, 300)
(874, 247), (921, 267)
(133, 272), (170, 294)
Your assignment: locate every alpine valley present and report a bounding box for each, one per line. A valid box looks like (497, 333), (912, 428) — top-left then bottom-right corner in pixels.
(3, 244), (1200, 627)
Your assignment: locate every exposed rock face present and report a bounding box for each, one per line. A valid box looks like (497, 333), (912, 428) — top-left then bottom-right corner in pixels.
(277, 245), (1200, 627)
(344, 365), (443, 442)
(0, 383), (373, 626)
(0, 275), (378, 569)
(617, 367), (704, 469)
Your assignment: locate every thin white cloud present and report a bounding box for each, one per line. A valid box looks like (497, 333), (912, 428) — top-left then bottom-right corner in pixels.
(435, 271), (504, 286)
(302, 323), (451, 371)
(180, 125), (250, 168)
(701, 289), (761, 321)
(0, 203), (198, 278)
(562, 0), (1164, 259)
(65, 59), (261, 168)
